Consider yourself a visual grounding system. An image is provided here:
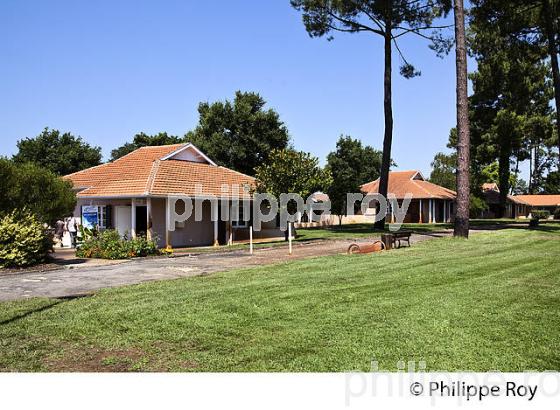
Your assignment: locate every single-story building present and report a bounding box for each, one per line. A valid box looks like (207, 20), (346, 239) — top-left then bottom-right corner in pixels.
(508, 194), (560, 218)
(480, 183), (560, 218)
(360, 170), (456, 223)
(64, 143), (283, 248)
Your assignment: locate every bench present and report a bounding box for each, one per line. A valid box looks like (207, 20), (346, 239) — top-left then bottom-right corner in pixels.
(392, 231), (412, 248)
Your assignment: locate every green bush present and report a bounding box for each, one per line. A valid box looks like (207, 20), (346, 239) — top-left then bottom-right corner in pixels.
(554, 207), (560, 220)
(76, 229), (159, 260)
(0, 158), (76, 224)
(0, 210), (53, 268)
(531, 210), (550, 220)
(469, 194), (488, 218)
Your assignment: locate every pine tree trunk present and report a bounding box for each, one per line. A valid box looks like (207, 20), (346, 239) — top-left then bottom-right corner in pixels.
(542, 0), (560, 168)
(529, 146), (534, 193)
(511, 156), (519, 194)
(533, 144), (541, 193)
(453, 0), (471, 238)
(374, 12), (394, 231)
(498, 146), (511, 217)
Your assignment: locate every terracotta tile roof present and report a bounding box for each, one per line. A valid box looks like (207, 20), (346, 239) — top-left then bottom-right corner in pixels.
(361, 170), (456, 200)
(310, 192), (329, 202)
(150, 160), (254, 198)
(509, 195), (560, 207)
(63, 144), (255, 198)
(482, 182), (499, 192)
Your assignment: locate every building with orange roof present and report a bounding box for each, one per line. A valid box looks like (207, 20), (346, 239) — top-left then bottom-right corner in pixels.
(480, 183), (559, 218)
(508, 194), (560, 218)
(64, 143), (282, 248)
(360, 170), (457, 223)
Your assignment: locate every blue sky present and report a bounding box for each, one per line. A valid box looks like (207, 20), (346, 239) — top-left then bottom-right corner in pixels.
(0, 0), (462, 177)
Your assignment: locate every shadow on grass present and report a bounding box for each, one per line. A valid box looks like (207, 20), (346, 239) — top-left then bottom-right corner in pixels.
(0, 294), (91, 326)
(531, 224), (560, 233)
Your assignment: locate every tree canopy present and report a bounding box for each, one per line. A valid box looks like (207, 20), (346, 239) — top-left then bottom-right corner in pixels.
(0, 158), (76, 224)
(185, 91), (290, 176)
(13, 128), (102, 176)
(429, 152), (457, 191)
(255, 148), (332, 205)
(110, 132), (182, 161)
(543, 171), (560, 193)
(325, 136), (383, 220)
(291, 0), (453, 75)
(470, 0), (560, 166)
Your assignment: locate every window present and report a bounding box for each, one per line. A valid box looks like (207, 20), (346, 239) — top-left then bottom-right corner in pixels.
(98, 206), (107, 229)
(81, 205), (111, 230)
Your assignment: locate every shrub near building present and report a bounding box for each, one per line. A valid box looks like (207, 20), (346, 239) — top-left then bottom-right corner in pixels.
(0, 210), (53, 268)
(0, 158), (76, 224)
(0, 158), (76, 268)
(76, 229), (160, 260)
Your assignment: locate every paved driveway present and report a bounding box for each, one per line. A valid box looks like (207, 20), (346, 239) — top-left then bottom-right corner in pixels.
(0, 232), (452, 302)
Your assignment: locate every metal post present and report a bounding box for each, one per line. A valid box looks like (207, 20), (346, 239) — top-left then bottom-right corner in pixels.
(249, 226), (253, 255)
(288, 223), (293, 255)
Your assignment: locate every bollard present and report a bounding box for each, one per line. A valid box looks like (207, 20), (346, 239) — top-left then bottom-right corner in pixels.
(288, 223), (293, 255)
(249, 226), (254, 255)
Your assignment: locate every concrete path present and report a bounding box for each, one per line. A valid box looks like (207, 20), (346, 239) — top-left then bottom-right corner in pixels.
(0, 232), (452, 302)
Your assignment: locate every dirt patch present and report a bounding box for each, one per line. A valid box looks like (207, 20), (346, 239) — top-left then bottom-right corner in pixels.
(43, 342), (202, 372)
(44, 346), (147, 372)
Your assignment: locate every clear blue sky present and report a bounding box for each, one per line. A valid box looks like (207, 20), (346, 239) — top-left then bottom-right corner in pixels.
(1, 0), (461, 177)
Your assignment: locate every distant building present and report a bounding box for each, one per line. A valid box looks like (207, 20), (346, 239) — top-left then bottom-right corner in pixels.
(509, 195), (560, 218)
(361, 170), (456, 223)
(481, 183), (560, 218)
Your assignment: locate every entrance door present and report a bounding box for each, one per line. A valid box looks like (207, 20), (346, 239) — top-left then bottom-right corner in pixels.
(136, 206), (147, 236)
(115, 206), (132, 238)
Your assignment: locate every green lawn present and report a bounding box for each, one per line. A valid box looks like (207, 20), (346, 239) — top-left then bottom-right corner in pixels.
(1, 225), (559, 372)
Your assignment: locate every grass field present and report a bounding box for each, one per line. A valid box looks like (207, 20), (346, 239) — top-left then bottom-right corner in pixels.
(0, 225), (559, 372)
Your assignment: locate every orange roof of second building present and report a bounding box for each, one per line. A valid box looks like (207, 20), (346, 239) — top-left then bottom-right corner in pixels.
(361, 170), (456, 200)
(63, 143), (255, 198)
(510, 195), (560, 207)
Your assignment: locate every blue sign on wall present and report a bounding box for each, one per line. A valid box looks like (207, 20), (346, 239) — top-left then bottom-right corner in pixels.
(82, 206), (99, 229)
